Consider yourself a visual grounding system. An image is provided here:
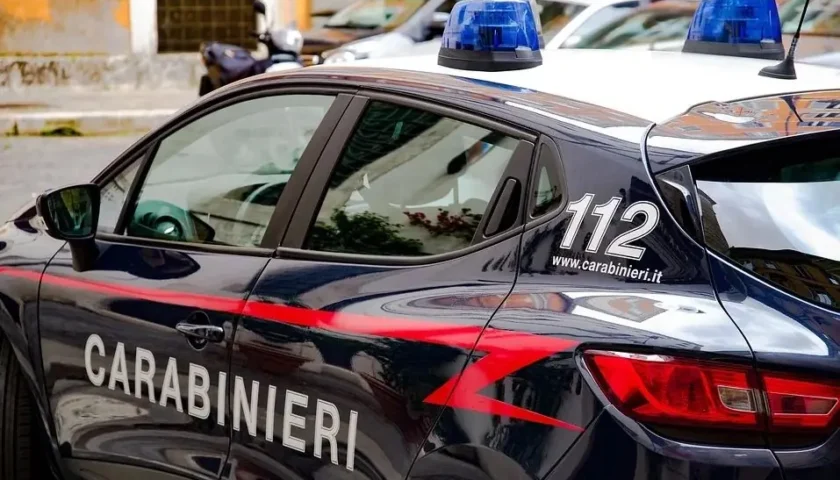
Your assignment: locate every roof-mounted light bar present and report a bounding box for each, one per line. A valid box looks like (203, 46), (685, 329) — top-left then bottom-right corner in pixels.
(438, 0), (543, 72)
(682, 0), (785, 61)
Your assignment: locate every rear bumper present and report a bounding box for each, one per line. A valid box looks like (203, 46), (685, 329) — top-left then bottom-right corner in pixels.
(544, 409), (783, 480)
(776, 429), (840, 480)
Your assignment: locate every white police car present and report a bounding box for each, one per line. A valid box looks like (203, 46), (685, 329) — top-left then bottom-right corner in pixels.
(2, 0), (840, 479)
(368, 0), (646, 60)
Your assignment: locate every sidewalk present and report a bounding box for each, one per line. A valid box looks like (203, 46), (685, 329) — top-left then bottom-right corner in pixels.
(0, 88), (197, 136)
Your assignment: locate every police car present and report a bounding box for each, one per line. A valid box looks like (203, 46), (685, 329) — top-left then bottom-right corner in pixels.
(1, 0), (840, 478)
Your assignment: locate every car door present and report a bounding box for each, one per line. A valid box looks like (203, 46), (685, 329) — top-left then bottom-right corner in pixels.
(38, 89), (354, 480)
(223, 93), (536, 479)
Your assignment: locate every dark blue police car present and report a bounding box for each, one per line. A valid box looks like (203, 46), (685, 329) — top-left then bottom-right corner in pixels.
(1, 0), (840, 478)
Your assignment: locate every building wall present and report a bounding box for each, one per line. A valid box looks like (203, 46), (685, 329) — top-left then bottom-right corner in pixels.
(0, 0), (132, 55)
(0, 0), (351, 57)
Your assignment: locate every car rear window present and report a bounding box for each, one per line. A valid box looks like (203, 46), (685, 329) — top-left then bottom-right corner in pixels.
(691, 139), (840, 310)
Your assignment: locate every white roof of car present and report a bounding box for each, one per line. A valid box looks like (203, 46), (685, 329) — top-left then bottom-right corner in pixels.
(338, 49), (840, 124)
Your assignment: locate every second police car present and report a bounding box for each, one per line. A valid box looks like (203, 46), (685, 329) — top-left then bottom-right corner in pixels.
(1, 0), (839, 478)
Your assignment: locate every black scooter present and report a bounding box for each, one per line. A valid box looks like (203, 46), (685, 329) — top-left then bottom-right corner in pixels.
(199, 0), (303, 96)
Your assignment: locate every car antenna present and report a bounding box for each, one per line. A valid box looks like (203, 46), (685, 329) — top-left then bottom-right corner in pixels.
(759, 0), (811, 79)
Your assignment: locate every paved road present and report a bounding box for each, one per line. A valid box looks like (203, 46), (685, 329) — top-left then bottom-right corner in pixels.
(1, 136), (139, 220)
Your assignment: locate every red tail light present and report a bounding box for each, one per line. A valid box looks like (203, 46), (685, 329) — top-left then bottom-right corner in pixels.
(763, 373), (840, 431)
(584, 350), (840, 438)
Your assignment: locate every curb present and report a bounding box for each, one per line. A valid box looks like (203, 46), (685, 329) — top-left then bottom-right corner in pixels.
(1, 109), (177, 136)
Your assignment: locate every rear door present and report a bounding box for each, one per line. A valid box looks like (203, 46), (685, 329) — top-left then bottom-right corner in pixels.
(224, 93), (536, 479)
(39, 89), (352, 480)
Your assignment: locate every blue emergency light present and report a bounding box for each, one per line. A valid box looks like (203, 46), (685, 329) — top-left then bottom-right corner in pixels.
(682, 0), (785, 60)
(438, 0), (542, 72)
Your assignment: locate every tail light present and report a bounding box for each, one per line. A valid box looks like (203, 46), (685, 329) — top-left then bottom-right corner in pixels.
(584, 350), (840, 442)
(763, 373), (840, 431)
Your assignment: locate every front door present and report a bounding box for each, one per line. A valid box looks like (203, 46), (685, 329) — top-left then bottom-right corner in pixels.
(38, 90), (350, 479)
(223, 95), (536, 479)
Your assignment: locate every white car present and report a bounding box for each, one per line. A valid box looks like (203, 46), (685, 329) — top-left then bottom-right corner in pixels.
(544, 0), (645, 49)
(378, 0), (643, 58)
(560, 0), (840, 68)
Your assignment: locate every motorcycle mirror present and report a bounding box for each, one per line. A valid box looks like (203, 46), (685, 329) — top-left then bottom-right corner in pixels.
(253, 0), (267, 15)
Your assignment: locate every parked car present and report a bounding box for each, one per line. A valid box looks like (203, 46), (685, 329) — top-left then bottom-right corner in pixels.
(298, 0), (456, 65)
(567, 0), (695, 51)
(4, 15), (840, 476)
(376, 0), (638, 59)
(545, 0), (647, 48)
(567, 0), (840, 67)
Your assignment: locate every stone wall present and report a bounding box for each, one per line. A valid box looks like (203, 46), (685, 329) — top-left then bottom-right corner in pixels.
(0, 54), (203, 90)
(0, 0), (131, 55)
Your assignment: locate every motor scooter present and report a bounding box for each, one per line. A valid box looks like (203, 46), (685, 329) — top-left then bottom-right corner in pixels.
(199, 0), (303, 96)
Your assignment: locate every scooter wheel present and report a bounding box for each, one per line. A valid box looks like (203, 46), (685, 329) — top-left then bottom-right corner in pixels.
(198, 75), (214, 96)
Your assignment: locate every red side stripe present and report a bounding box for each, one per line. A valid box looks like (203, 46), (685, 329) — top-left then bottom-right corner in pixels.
(0, 267), (247, 314)
(244, 301), (484, 349)
(0, 266), (582, 431)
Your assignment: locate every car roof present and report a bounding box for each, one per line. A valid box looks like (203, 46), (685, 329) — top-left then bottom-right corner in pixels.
(338, 49), (840, 124)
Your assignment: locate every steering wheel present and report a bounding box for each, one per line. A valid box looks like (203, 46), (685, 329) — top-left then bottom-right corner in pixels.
(130, 200), (209, 243)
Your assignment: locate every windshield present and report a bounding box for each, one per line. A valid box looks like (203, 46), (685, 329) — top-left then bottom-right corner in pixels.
(780, 0), (840, 36)
(534, 0), (589, 38)
(693, 143), (840, 311)
(574, 7), (694, 48)
(558, 1), (640, 47)
(325, 0), (425, 29)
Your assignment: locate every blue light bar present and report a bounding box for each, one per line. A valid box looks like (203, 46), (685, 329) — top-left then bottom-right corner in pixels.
(438, 0), (542, 72)
(682, 0), (785, 60)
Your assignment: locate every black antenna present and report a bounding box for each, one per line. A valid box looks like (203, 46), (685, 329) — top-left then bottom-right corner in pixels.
(759, 0), (811, 79)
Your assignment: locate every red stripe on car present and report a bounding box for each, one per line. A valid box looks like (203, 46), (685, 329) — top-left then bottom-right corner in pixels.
(0, 266), (582, 431)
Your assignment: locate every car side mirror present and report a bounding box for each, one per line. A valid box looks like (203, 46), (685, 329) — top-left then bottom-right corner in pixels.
(36, 184), (100, 272)
(36, 184), (100, 241)
(253, 0), (267, 15)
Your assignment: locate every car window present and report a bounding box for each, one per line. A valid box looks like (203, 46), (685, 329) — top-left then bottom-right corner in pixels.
(557, 1), (640, 48)
(532, 166), (558, 216)
(781, 0), (840, 36)
(124, 94), (335, 248)
(692, 140), (840, 311)
(325, 0), (425, 29)
(99, 159), (142, 233)
(532, 167), (563, 218)
(574, 8), (694, 49)
(304, 100), (520, 257)
(534, 0), (589, 38)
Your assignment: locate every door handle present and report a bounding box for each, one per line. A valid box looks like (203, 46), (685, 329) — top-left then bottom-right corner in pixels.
(176, 322), (225, 343)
